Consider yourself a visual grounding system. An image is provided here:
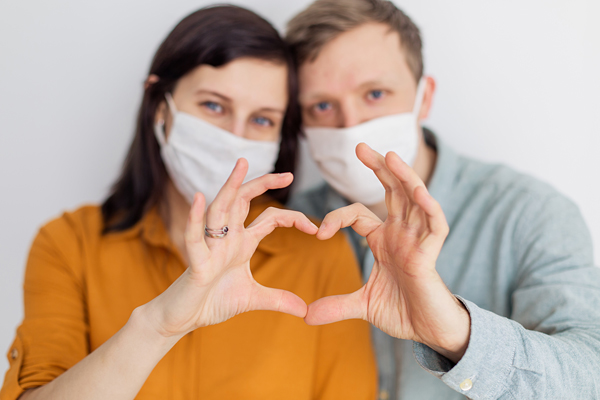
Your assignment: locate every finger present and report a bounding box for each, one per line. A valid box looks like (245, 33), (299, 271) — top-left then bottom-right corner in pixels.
(356, 143), (408, 217)
(248, 284), (308, 318)
(184, 193), (210, 267)
(384, 150), (427, 205)
(355, 143), (403, 193)
(205, 158), (248, 232)
(229, 172), (294, 224)
(317, 203), (382, 240)
(304, 288), (366, 325)
(246, 207), (318, 241)
(239, 173), (294, 203)
(413, 186), (449, 253)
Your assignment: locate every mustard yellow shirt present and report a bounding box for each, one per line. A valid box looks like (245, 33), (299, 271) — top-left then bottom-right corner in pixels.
(1, 198), (376, 399)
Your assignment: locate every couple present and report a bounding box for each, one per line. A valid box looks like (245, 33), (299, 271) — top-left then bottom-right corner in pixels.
(3, 1), (600, 400)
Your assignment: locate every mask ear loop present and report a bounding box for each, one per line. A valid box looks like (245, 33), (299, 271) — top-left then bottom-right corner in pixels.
(154, 93), (178, 147)
(412, 77), (428, 119)
(165, 93), (178, 116)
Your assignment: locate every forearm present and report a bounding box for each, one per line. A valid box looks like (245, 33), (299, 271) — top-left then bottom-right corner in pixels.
(21, 306), (183, 400)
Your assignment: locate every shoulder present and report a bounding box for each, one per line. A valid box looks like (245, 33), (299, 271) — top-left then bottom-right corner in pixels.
(36, 204), (104, 249)
(40, 204), (103, 235)
(453, 154), (591, 251)
(454, 153), (577, 215)
(27, 205), (104, 283)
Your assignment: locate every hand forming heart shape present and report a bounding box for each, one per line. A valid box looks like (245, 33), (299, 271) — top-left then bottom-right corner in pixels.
(142, 145), (470, 363)
(142, 158), (318, 339)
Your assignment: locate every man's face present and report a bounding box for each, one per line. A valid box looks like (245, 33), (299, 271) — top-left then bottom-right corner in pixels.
(299, 22), (422, 129)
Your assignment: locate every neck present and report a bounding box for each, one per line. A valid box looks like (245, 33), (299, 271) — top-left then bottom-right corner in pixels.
(159, 180), (191, 264)
(367, 127), (437, 220)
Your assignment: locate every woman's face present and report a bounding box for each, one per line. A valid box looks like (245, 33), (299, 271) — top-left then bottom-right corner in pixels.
(158, 57), (288, 142)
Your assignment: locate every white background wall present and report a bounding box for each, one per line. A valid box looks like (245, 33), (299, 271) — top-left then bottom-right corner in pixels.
(1, 0), (599, 375)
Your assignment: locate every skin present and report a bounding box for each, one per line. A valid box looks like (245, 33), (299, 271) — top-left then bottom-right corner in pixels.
(298, 23), (471, 363)
(155, 58), (289, 260)
(20, 58), (317, 400)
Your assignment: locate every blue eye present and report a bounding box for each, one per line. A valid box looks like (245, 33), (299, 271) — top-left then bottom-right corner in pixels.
(315, 102), (332, 112)
(253, 116), (273, 127)
(203, 101), (223, 113)
(368, 90), (384, 100)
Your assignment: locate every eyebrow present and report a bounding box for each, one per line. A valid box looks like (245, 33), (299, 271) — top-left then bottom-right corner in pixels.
(301, 79), (396, 103)
(195, 89), (232, 102)
(195, 89), (285, 114)
(357, 79), (393, 89)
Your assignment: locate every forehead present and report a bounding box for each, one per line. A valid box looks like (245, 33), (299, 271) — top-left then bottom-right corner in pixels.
(177, 58), (288, 107)
(299, 23), (411, 100)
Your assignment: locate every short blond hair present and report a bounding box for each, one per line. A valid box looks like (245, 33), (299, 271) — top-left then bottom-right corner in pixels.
(286, 0), (423, 82)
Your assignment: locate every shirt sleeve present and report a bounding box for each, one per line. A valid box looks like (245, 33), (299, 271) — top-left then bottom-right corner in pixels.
(313, 233), (378, 400)
(0, 216), (90, 400)
(413, 194), (600, 399)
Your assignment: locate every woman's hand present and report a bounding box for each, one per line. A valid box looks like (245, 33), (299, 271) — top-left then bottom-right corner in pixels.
(142, 158), (317, 338)
(304, 143), (471, 363)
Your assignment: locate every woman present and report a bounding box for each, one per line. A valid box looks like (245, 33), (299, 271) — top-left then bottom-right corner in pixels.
(0, 6), (376, 400)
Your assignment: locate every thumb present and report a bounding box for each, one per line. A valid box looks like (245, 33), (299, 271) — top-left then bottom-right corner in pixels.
(247, 283), (308, 319)
(304, 288), (366, 325)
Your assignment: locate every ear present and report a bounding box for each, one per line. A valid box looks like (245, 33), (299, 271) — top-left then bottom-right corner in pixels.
(418, 76), (436, 120)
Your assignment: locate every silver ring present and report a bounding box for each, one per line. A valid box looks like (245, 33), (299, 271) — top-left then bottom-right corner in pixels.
(205, 226), (229, 239)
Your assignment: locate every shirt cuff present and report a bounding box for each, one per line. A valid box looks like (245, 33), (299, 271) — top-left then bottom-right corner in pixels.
(413, 296), (517, 399)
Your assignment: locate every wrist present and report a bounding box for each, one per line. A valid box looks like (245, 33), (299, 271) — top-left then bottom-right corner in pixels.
(426, 297), (471, 364)
(129, 304), (185, 349)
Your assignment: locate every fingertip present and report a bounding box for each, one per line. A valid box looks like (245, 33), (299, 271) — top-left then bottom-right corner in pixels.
(191, 192), (206, 214)
(414, 185), (432, 205)
(286, 293), (308, 319)
(307, 219), (319, 233)
(303, 302), (323, 326)
(296, 217), (319, 235)
(194, 191), (204, 204)
(278, 172), (294, 185)
(316, 225), (333, 240)
(237, 157), (248, 168)
(355, 142), (374, 159)
(385, 151), (407, 172)
(233, 158), (249, 179)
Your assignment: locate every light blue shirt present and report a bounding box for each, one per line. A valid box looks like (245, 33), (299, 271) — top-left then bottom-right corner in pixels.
(288, 130), (600, 399)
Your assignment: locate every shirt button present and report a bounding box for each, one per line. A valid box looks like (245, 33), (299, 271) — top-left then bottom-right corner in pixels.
(460, 378), (473, 391)
(379, 390), (389, 400)
(10, 348), (18, 360)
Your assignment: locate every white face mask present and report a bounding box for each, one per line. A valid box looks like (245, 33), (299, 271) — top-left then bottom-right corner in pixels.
(154, 94), (280, 205)
(304, 78), (427, 205)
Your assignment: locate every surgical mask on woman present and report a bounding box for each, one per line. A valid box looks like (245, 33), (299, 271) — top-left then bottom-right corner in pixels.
(304, 78), (427, 206)
(154, 94), (280, 205)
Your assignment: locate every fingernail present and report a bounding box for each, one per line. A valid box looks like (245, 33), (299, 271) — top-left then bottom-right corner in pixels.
(310, 221), (318, 230)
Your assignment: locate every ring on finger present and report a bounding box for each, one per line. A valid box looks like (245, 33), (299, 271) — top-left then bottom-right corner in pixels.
(205, 226), (229, 239)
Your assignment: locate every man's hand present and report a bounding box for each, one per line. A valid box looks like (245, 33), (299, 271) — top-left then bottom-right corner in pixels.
(304, 143), (471, 363)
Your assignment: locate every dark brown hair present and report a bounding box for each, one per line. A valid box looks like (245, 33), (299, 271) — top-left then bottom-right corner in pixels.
(102, 5), (301, 233)
(286, 0), (423, 82)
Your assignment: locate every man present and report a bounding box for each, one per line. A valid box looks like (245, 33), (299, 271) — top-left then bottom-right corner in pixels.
(286, 1), (600, 399)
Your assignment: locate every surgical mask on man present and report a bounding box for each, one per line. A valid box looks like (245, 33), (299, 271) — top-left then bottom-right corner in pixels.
(304, 78), (427, 205)
(154, 94), (280, 205)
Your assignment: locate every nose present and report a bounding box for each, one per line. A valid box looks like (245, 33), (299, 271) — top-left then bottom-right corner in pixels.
(230, 118), (246, 138)
(339, 100), (364, 128)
